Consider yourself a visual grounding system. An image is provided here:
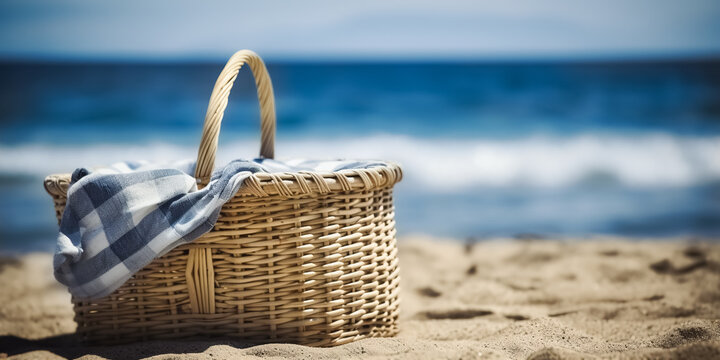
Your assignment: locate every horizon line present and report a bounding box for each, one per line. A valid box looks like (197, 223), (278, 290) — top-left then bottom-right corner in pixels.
(1, 50), (720, 65)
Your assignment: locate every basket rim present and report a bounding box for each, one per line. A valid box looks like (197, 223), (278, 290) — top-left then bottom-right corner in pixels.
(44, 162), (402, 198)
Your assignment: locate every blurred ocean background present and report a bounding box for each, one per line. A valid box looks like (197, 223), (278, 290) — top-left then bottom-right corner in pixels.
(1, 59), (719, 252)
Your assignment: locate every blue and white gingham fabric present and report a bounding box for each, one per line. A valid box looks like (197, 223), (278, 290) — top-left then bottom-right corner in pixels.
(54, 158), (387, 299)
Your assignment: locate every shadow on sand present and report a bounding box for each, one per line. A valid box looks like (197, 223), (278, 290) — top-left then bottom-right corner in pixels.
(0, 334), (258, 359)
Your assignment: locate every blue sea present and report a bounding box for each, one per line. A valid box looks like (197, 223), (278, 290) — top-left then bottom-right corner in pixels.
(1, 60), (719, 252)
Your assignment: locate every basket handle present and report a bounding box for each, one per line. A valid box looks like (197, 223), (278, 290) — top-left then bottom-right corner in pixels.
(195, 50), (276, 183)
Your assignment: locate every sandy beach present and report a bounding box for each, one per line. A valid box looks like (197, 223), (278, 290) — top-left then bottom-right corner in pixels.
(2, 236), (719, 359)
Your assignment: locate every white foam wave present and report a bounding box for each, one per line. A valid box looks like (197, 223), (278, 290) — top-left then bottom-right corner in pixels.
(1, 133), (719, 190)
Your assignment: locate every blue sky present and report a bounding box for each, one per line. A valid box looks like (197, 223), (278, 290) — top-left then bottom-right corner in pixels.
(1, 0), (719, 60)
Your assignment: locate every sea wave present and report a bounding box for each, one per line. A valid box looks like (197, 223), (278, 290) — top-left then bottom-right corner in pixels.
(1, 133), (719, 190)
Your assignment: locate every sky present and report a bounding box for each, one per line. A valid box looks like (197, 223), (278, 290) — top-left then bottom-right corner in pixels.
(0, 0), (719, 61)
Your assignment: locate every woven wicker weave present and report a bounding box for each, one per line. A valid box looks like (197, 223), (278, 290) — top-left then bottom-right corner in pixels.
(43, 50), (402, 346)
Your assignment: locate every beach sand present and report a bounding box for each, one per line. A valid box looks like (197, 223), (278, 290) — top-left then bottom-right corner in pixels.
(2, 237), (720, 359)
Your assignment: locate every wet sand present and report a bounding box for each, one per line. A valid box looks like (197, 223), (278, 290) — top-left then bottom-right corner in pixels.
(2, 236), (719, 359)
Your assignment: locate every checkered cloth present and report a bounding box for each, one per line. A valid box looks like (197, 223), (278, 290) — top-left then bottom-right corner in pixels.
(54, 158), (387, 299)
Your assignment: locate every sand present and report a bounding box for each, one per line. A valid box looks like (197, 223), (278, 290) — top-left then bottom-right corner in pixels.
(2, 236), (720, 359)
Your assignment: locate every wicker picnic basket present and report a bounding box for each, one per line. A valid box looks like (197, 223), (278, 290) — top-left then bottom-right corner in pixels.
(43, 50), (402, 346)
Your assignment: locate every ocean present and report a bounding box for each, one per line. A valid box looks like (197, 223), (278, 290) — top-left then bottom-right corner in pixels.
(1, 60), (719, 252)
